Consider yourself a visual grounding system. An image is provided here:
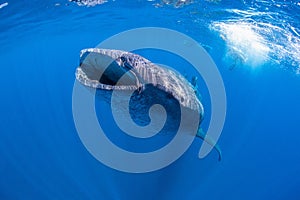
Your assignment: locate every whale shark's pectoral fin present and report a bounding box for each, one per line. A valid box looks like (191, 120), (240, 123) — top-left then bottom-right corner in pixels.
(196, 128), (222, 161)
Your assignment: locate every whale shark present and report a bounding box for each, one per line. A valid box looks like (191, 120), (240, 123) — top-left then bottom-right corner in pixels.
(75, 48), (222, 161)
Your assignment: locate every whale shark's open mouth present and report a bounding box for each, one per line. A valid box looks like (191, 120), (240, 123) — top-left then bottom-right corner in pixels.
(76, 50), (139, 90)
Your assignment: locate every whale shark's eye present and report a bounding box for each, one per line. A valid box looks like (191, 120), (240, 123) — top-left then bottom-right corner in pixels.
(120, 56), (134, 70)
(120, 56), (126, 62)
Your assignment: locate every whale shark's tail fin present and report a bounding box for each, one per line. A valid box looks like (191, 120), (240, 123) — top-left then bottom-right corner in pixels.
(196, 128), (222, 161)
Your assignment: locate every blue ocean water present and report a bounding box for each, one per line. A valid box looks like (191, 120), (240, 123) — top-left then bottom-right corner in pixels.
(1, 0), (300, 199)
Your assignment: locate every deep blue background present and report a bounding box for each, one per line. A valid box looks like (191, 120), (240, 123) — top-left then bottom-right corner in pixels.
(0, 0), (300, 199)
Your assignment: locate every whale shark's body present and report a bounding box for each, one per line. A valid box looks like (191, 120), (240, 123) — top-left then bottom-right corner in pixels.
(75, 48), (222, 160)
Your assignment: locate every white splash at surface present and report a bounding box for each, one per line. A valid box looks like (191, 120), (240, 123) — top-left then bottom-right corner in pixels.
(0, 2), (8, 9)
(69, 0), (107, 7)
(211, 21), (270, 68)
(211, 8), (300, 72)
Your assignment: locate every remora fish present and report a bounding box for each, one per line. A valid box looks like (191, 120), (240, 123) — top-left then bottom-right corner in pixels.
(75, 48), (222, 161)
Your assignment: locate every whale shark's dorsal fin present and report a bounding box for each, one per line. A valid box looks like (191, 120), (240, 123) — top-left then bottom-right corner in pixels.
(191, 76), (198, 88)
(197, 128), (222, 161)
(190, 76), (203, 101)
